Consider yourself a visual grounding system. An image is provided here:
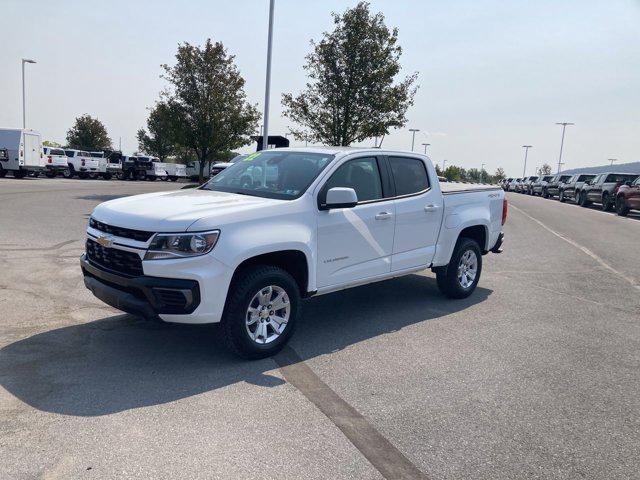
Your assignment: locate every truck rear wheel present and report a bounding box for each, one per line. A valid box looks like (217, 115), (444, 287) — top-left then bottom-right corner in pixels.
(13, 170), (26, 179)
(221, 265), (300, 359)
(0, 166), (6, 178)
(435, 237), (482, 299)
(137, 171), (147, 181)
(616, 196), (630, 216)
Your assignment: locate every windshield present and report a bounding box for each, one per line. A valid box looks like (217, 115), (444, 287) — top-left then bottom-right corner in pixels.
(201, 151), (334, 200)
(605, 174), (637, 183)
(229, 154), (248, 163)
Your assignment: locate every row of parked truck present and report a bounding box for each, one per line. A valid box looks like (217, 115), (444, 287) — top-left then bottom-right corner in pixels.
(501, 172), (640, 216)
(0, 128), (187, 181)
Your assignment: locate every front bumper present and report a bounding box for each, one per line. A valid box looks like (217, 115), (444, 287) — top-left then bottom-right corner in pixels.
(81, 254), (201, 319)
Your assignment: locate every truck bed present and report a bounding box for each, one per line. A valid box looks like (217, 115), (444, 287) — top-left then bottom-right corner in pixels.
(440, 182), (502, 194)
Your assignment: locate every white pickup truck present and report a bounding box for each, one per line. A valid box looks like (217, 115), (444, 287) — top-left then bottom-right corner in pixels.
(81, 148), (506, 358)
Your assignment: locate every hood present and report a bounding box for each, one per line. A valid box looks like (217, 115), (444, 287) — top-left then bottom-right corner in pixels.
(92, 189), (284, 232)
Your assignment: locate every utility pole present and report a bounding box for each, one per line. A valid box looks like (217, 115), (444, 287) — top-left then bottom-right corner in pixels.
(555, 122), (574, 173)
(409, 128), (420, 151)
(21, 58), (36, 128)
(481, 163), (486, 183)
(261, 0), (275, 151)
(442, 159), (447, 171)
(421, 143), (430, 154)
(522, 145), (532, 177)
(608, 158), (617, 166)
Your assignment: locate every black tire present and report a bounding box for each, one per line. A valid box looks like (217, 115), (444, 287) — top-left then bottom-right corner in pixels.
(170, 176), (178, 182)
(148, 176), (157, 181)
(221, 265), (301, 359)
(542, 189), (549, 199)
(13, 170), (26, 179)
(115, 171), (125, 180)
(616, 195), (630, 216)
(436, 237), (483, 299)
(559, 190), (565, 202)
(0, 166), (6, 178)
(102, 173), (112, 180)
(63, 166), (74, 178)
(601, 193), (612, 211)
(137, 170), (147, 181)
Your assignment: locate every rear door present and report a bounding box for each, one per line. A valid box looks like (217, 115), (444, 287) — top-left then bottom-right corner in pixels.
(588, 175), (603, 201)
(386, 155), (442, 271)
(316, 156), (395, 288)
(629, 178), (640, 209)
(23, 133), (41, 167)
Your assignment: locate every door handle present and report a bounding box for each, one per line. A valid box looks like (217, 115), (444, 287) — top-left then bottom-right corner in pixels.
(375, 212), (393, 220)
(424, 204), (440, 212)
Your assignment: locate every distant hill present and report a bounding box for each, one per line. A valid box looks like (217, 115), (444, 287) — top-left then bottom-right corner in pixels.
(562, 161), (640, 175)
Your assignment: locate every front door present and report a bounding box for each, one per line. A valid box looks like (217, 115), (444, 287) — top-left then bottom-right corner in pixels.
(316, 157), (395, 289)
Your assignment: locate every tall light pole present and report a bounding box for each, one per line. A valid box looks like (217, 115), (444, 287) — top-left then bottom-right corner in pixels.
(555, 122), (574, 173)
(421, 142), (430, 154)
(481, 163), (486, 183)
(409, 128), (420, 151)
(522, 145), (532, 177)
(21, 58), (36, 128)
(261, 0), (275, 151)
(608, 158), (617, 166)
(442, 159), (447, 171)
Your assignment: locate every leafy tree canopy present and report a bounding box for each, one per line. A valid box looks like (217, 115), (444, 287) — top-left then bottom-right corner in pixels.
(161, 39), (260, 182)
(137, 102), (178, 161)
(282, 1), (418, 146)
(66, 114), (112, 151)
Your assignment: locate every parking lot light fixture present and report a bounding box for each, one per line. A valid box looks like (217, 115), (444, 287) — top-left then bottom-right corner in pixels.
(555, 122), (574, 173)
(421, 143), (430, 154)
(21, 58), (36, 129)
(608, 158), (617, 166)
(522, 145), (532, 177)
(261, 0), (275, 151)
(409, 128), (420, 151)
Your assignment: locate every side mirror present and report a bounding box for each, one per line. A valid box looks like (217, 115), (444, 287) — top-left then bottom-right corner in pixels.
(323, 187), (358, 210)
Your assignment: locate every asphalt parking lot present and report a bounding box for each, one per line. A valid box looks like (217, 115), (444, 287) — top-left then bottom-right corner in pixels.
(1, 178), (639, 480)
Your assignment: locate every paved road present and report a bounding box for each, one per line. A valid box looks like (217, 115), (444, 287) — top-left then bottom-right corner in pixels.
(1, 179), (639, 479)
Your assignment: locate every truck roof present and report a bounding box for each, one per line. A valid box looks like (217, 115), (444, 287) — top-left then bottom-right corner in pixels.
(248, 146), (431, 158)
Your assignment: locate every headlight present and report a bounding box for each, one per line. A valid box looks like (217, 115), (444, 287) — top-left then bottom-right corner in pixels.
(144, 230), (220, 260)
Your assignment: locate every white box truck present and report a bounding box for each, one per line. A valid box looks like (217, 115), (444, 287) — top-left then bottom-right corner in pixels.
(0, 128), (45, 178)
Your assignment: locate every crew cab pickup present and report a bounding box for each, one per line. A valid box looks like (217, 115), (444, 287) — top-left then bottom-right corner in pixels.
(558, 173), (596, 203)
(580, 172), (639, 211)
(81, 148), (506, 358)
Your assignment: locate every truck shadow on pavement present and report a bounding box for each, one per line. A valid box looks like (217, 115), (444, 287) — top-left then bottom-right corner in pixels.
(0, 274), (491, 417)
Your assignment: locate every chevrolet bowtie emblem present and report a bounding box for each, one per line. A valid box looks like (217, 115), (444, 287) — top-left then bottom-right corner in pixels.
(97, 235), (114, 248)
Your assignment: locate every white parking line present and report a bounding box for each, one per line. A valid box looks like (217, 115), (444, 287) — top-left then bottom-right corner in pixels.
(511, 204), (640, 290)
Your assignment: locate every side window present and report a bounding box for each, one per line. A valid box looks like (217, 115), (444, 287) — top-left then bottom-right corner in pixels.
(388, 156), (430, 196)
(322, 157), (383, 203)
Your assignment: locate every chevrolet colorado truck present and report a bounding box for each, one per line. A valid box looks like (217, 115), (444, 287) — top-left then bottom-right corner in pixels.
(81, 148), (506, 358)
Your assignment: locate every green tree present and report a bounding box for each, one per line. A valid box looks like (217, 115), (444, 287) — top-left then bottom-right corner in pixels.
(494, 167), (506, 181)
(161, 39), (260, 182)
(43, 140), (62, 147)
(282, 1), (418, 146)
(66, 114), (112, 150)
(137, 102), (178, 161)
(443, 165), (466, 182)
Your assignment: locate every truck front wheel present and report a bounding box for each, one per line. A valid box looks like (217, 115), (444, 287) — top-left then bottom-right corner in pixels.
(221, 265), (300, 359)
(435, 237), (483, 299)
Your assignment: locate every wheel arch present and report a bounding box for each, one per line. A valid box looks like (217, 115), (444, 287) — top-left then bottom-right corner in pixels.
(231, 249), (311, 297)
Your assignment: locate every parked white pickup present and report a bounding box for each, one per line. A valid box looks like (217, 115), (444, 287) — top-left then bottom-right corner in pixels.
(82, 147), (506, 358)
(64, 149), (99, 179)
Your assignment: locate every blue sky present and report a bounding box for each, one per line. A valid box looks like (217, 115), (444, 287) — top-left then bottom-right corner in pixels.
(2, 0), (639, 176)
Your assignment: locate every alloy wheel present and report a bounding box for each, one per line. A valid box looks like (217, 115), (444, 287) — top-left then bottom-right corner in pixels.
(245, 285), (290, 344)
(457, 250), (478, 289)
